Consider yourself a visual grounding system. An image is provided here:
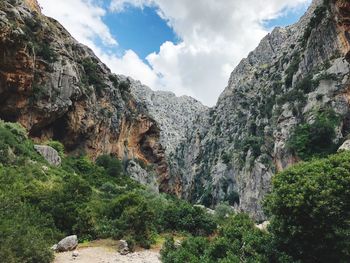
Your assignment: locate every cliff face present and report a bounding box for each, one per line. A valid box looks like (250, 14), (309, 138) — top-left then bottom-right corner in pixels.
(170, 0), (350, 220)
(0, 0), (171, 186)
(0, 0), (207, 193)
(129, 80), (207, 194)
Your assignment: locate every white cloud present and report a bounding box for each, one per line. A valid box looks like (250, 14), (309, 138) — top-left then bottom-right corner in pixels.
(39, 0), (117, 48)
(97, 49), (159, 88)
(38, 0), (159, 91)
(109, 0), (310, 106)
(38, 0), (311, 106)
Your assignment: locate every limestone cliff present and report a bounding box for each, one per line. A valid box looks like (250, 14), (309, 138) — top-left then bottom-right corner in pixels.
(0, 0), (170, 187)
(128, 79), (207, 193)
(169, 0), (350, 220)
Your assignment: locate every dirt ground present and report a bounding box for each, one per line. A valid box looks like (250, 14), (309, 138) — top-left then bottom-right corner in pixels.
(53, 239), (161, 263)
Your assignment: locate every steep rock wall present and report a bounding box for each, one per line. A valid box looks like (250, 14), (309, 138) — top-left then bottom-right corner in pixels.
(170, 0), (350, 220)
(0, 0), (169, 186)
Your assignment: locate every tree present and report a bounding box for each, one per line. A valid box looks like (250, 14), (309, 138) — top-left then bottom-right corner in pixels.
(264, 151), (350, 262)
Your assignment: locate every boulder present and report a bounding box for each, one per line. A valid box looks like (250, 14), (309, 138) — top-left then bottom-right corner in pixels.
(72, 250), (79, 257)
(34, 145), (61, 166)
(51, 244), (58, 251)
(118, 240), (129, 255)
(256, 221), (270, 231)
(56, 235), (78, 252)
(338, 139), (350, 152)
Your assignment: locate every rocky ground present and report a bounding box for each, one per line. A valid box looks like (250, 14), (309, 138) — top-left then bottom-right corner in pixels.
(53, 240), (161, 263)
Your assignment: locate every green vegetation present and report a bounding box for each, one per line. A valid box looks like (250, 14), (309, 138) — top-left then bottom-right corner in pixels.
(287, 109), (340, 160)
(235, 135), (263, 159)
(0, 121), (216, 262)
(96, 154), (123, 177)
(35, 43), (58, 63)
(164, 151), (350, 263)
(161, 214), (283, 263)
(301, 3), (328, 48)
(81, 58), (108, 95)
(46, 140), (65, 156)
(265, 151), (350, 262)
(284, 55), (301, 87)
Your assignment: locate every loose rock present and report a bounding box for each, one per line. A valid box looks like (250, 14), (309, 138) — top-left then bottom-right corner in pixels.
(118, 240), (129, 255)
(56, 235), (78, 252)
(34, 145), (61, 166)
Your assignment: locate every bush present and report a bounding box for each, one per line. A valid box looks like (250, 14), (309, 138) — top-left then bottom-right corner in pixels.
(264, 151), (350, 262)
(36, 43), (58, 63)
(0, 189), (56, 263)
(288, 109), (340, 160)
(46, 140), (65, 156)
(82, 59), (107, 95)
(161, 236), (209, 263)
(284, 55), (301, 87)
(161, 214), (280, 263)
(214, 203), (235, 222)
(160, 199), (216, 236)
(105, 192), (156, 247)
(96, 154), (123, 177)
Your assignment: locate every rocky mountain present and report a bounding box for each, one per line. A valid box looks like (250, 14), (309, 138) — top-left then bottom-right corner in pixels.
(169, 0), (350, 220)
(0, 0), (205, 193)
(2, 0), (350, 221)
(0, 0), (172, 187)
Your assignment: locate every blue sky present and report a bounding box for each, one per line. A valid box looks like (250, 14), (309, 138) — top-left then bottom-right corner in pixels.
(103, 3), (308, 63)
(103, 6), (179, 60)
(38, 0), (311, 106)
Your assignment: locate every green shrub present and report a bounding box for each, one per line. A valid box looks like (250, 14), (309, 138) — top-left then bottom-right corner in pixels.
(46, 140), (65, 156)
(264, 151), (350, 262)
(0, 179), (56, 263)
(301, 4), (328, 48)
(214, 203), (235, 222)
(159, 198), (216, 236)
(105, 192), (157, 247)
(295, 74), (314, 93)
(161, 236), (209, 263)
(284, 55), (301, 87)
(36, 43), (58, 63)
(82, 59), (107, 95)
(225, 191), (240, 206)
(236, 136), (263, 158)
(161, 214), (280, 263)
(96, 154), (123, 177)
(0, 121), (40, 164)
(287, 109), (340, 160)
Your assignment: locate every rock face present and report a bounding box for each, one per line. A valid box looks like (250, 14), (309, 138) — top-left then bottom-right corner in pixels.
(130, 80), (206, 157)
(34, 145), (61, 166)
(168, 0), (350, 220)
(0, 0), (171, 187)
(129, 80), (207, 193)
(56, 235), (78, 252)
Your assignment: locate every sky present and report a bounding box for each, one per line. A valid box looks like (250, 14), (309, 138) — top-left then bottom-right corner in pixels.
(37, 0), (311, 106)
